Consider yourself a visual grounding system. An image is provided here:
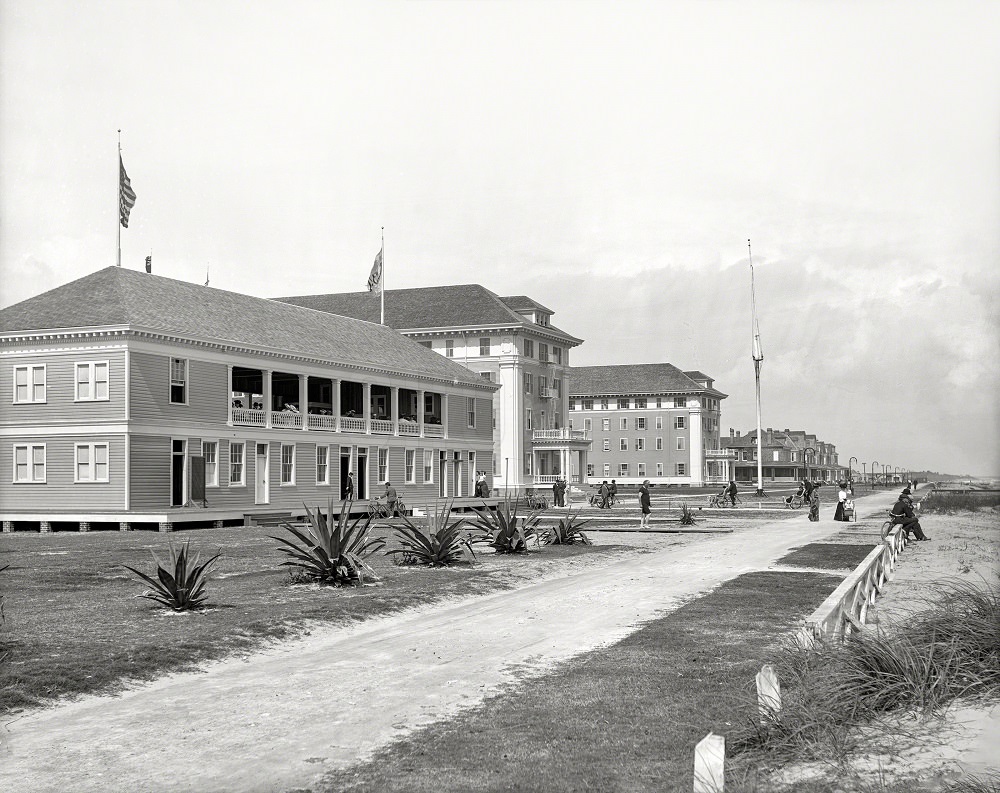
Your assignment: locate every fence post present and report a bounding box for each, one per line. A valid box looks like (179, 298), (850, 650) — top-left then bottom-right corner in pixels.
(756, 664), (781, 724)
(693, 731), (725, 793)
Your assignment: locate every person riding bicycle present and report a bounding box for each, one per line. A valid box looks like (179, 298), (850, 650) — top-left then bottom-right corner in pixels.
(383, 482), (399, 517)
(725, 479), (738, 507)
(890, 488), (928, 541)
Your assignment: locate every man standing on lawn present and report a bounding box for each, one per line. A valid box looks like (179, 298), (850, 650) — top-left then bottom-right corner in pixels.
(725, 479), (738, 506)
(384, 482), (399, 517)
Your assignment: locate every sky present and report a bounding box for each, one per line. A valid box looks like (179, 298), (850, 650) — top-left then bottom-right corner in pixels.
(2, 0), (998, 477)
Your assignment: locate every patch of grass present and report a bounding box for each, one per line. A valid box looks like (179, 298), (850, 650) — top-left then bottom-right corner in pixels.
(921, 492), (1000, 514)
(0, 523), (622, 715)
(315, 570), (843, 793)
(777, 543), (876, 570)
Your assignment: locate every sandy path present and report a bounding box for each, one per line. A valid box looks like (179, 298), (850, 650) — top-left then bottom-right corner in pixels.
(0, 491), (903, 793)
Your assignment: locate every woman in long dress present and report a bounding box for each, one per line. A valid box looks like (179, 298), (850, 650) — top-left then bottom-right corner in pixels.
(834, 482), (848, 521)
(808, 482), (821, 521)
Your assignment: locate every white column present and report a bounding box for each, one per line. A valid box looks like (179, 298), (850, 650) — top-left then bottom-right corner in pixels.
(332, 378), (340, 432)
(417, 389), (425, 436)
(688, 398), (705, 487)
(299, 374), (308, 430)
(263, 370), (272, 429)
(497, 359), (522, 495)
(442, 393), (449, 439)
(363, 382), (372, 433)
(391, 386), (399, 436)
(227, 364), (234, 426)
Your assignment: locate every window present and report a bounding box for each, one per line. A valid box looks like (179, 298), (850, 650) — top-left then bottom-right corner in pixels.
(600, 399), (609, 410)
(636, 438), (645, 451)
(169, 358), (187, 403)
(656, 416), (663, 429)
(479, 337), (490, 356)
(480, 371), (493, 382)
(617, 398), (629, 409)
(587, 463), (594, 476)
(229, 442), (245, 486)
(619, 438), (627, 451)
(676, 463), (687, 476)
(603, 463), (610, 476)
(523, 339), (534, 358)
(656, 437), (663, 451)
(582, 399), (593, 410)
(568, 400), (575, 411)
(638, 463), (646, 477)
(316, 445), (329, 485)
(677, 437), (686, 450)
(423, 449), (433, 483)
(538, 376), (547, 395)
(377, 447), (388, 483)
(539, 343), (549, 362)
(603, 439), (610, 452)
(445, 339), (454, 358)
(791, 452), (798, 462)
(14, 365), (46, 403)
(492, 454), (498, 476)
(13, 444), (45, 483)
(526, 408), (532, 430)
(75, 443), (109, 482)
(674, 416), (686, 429)
(636, 398), (647, 409)
(674, 397), (685, 408)
(620, 418), (628, 430)
(419, 340), (432, 349)
(552, 379), (560, 396)
(524, 373), (533, 394)
(75, 362), (110, 401)
(204, 441), (219, 487)
(584, 418), (592, 431)
(656, 462), (663, 477)
(467, 397), (476, 428)
(656, 397), (662, 408)
(524, 453), (532, 474)
(619, 463), (629, 477)
(553, 347), (562, 364)
(405, 449), (416, 484)
(602, 418), (610, 431)
(772, 451), (780, 462)
(636, 417), (646, 430)
(280, 444), (296, 485)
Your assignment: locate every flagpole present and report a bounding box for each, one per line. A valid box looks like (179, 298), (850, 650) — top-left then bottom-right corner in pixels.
(380, 227), (385, 325)
(117, 130), (122, 267)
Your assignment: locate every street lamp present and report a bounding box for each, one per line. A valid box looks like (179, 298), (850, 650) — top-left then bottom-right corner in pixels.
(872, 460), (879, 489)
(848, 456), (857, 486)
(804, 447), (816, 481)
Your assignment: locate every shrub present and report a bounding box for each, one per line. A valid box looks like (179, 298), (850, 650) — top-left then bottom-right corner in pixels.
(270, 499), (385, 586)
(386, 499), (477, 567)
(470, 498), (542, 554)
(122, 541), (221, 611)
(921, 491), (1000, 514)
(679, 504), (698, 525)
(543, 512), (591, 545)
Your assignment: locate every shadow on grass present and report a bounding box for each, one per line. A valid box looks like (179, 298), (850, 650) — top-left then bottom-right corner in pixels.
(315, 570), (843, 793)
(777, 543), (876, 570)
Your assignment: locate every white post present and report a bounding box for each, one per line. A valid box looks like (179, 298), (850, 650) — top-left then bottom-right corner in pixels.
(756, 664), (781, 724)
(693, 732), (725, 793)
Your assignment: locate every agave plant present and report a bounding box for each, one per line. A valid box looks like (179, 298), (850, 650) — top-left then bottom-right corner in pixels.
(543, 511), (592, 545)
(470, 497), (542, 554)
(270, 498), (385, 586)
(679, 504), (698, 525)
(122, 541), (221, 611)
(386, 499), (476, 567)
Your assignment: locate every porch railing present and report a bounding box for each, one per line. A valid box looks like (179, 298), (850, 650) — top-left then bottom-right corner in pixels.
(307, 414), (338, 432)
(340, 416), (367, 433)
(424, 424), (444, 438)
(532, 428), (590, 441)
(371, 419), (394, 435)
(271, 411), (303, 429)
(232, 407), (265, 427)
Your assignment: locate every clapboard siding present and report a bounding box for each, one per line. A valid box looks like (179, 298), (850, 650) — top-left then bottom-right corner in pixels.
(129, 351), (228, 426)
(128, 434), (171, 510)
(0, 434), (126, 512)
(446, 395), (492, 442)
(1, 351), (126, 426)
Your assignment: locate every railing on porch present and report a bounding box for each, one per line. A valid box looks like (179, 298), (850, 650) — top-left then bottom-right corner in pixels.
(340, 416), (367, 433)
(399, 422), (420, 436)
(370, 419), (394, 435)
(271, 411), (303, 429)
(307, 414), (338, 432)
(424, 424), (444, 438)
(533, 474), (580, 484)
(232, 407), (265, 427)
(706, 449), (736, 458)
(532, 428), (590, 441)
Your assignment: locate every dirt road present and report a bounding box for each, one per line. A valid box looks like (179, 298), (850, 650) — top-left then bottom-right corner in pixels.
(0, 490), (904, 793)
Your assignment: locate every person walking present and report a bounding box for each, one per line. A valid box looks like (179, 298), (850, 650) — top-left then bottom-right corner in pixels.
(384, 481), (398, 517)
(725, 479), (738, 507)
(598, 480), (611, 509)
(638, 479), (652, 529)
(834, 482), (849, 521)
(609, 479), (618, 506)
(808, 481), (821, 521)
(344, 471), (355, 502)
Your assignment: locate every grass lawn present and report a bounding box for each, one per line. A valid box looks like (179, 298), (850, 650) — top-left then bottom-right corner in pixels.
(0, 521), (625, 716)
(315, 570), (844, 793)
(776, 543), (876, 570)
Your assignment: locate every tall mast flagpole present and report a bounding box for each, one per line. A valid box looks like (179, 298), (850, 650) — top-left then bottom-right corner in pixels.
(749, 239), (765, 496)
(380, 227), (385, 325)
(117, 130), (122, 267)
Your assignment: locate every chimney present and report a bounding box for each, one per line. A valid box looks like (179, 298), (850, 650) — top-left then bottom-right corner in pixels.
(736, 430), (741, 437)
(730, 428), (734, 438)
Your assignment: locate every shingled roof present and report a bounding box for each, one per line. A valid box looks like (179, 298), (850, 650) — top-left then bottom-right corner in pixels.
(0, 267), (494, 388)
(277, 285), (581, 344)
(569, 363), (727, 397)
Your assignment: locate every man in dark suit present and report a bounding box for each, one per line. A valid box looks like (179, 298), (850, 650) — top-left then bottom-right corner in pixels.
(890, 488), (928, 540)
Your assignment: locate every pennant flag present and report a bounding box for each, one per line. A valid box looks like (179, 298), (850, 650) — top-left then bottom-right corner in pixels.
(205, 264), (210, 286)
(119, 155), (137, 228)
(145, 254), (152, 273)
(367, 247), (383, 292)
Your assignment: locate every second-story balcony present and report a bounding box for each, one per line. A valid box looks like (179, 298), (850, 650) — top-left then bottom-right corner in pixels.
(531, 428), (590, 446)
(706, 449), (736, 459)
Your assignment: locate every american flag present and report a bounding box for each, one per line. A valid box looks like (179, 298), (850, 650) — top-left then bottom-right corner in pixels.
(145, 254), (151, 273)
(367, 247), (383, 292)
(119, 155), (137, 228)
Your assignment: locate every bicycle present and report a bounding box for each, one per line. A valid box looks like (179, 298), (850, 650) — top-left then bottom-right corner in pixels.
(367, 498), (391, 519)
(880, 510), (902, 540)
(784, 493), (804, 509)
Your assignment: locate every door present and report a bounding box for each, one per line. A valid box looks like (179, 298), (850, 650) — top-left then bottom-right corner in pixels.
(171, 439), (186, 506)
(357, 448), (368, 500)
(255, 442), (269, 504)
(340, 451), (352, 499)
(439, 451), (447, 497)
(453, 451), (462, 497)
